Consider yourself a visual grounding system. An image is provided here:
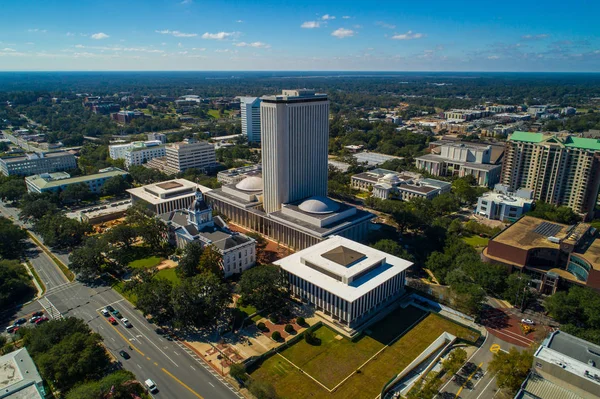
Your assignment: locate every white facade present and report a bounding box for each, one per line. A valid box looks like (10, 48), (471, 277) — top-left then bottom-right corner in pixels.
(124, 145), (166, 167)
(127, 178), (212, 214)
(276, 236), (412, 332)
(476, 184), (534, 221)
(0, 151), (77, 177)
(260, 89), (329, 214)
(165, 138), (216, 173)
(239, 97), (261, 143)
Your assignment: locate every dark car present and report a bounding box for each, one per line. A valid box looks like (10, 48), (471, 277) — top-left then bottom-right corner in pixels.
(14, 318), (27, 326)
(32, 311), (44, 317)
(106, 305), (115, 312)
(155, 328), (164, 335)
(112, 309), (121, 318)
(119, 350), (130, 359)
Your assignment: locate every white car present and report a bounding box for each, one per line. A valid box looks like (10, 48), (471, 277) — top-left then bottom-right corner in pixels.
(145, 379), (158, 393)
(121, 318), (132, 328)
(100, 308), (109, 317)
(521, 318), (535, 325)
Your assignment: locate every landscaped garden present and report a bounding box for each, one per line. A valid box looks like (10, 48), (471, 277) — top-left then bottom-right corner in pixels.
(128, 255), (163, 269)
(461, 235), (490, 248)
(248, 306), (480, 399)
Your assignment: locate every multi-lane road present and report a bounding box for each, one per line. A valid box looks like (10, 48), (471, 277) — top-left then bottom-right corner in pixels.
(0, 202), (241, 399)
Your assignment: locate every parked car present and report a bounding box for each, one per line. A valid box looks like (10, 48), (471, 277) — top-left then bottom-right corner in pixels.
(119, 350), (130, 359)
(5, 324), (17, 333)
(101, 308), (109, 317)
(155, 328), (164, 335)
(145, 379), (158, 393)
(121, 318), (132, 328)
(106, 305), (114, 312)
(108, 317), (118, 325)
(14, 318), (26, 326)
(521, 318), (535, 325)
(32, 311), (44, 317)
(30, 316), (41, 323)
(35, 316), (48, 325)
(112, 310), (122, 318)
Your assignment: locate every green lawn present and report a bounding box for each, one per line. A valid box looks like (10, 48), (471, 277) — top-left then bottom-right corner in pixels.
(128, 256), (163, 269)
(238, 303), (258, 316)
(250, 308), (480, 399)
(154, 268), (181, 285)
(462, 235), (489, 248)
(208, 109), (231, 119)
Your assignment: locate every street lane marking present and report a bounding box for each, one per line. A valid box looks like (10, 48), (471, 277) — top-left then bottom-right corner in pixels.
(137, 364), (142, 369)
(161, 368), (204, 399)
(95, 298), (124, 311)
(208, 382), (215, 388)
(190, 365), (196, 371)
(476, 374), (497, 399)
(490, 344), (501, 353)
(154, 362), (158, 366)
(98, 310), (145, 357)
(455, 362), (483, 398)
(147, 357), (151, 361)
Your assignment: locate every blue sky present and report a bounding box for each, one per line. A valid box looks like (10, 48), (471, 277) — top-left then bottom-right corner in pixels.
(0, 0), (598, 71)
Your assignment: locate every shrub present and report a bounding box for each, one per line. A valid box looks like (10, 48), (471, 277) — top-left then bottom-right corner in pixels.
(296, 316), (306, 326)
(304, 329), (321, 345)
(271, 331), (281, 341)
(257, 321), (267, 331)
(269, 314), (278, 324)
(284, 324), (294, 333)
(229, 363), (247, 382)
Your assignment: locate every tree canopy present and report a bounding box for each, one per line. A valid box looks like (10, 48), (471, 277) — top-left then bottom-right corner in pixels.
(0, 259), (35, 307)
(489, 347), (533, 394)
(238, 265), (287, 312)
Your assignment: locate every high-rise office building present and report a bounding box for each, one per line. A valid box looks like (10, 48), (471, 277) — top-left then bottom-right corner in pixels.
(260, 89), (329, 214)
(501, 132), (600, 218)
(239, 97), (261, 143)
(165, 138), (216, 173)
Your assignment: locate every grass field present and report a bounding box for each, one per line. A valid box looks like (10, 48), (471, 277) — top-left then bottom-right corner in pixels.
(208, 109), (231, 119)
(154, 268), (181, 284)
(128, 256), (163, 269)
(249, 307), (479, 399)
(462, 235), (489, 248)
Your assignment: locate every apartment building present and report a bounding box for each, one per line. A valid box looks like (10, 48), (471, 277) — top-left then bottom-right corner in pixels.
(501, 131), (600, 218)
(109, 140), (165, 167)
(165, 138), (216, 173)
(0, 151), (77, 176)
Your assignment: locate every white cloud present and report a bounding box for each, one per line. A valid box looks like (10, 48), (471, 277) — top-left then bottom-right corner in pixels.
(234, 41), (271, 48)
(321, 14), (335, 20)
(521, 34), (549, 40)
(2, 48), (16, 52)
(178, 51), (189, 55)
(91, 32), (109, 40)
(191, 47), (206, 51)
(25, 42), (34, 45)
(488, 55), (500, 59)
(27, 28), (47, 33)
(72, 44), (164, 53)
(215, 49), (237, 53)
(236, 20), (243, 23)
(391, 30), (424, 40)
(66, 32), (74, 37)
(202, 31), (238, 40)
(180, 0), (192, 4)
(353, 25), (362, 29)
(155, 29), (197, 38)
(376, 21), (396, 30)
(342, 16), (351, 19)
(331, 28), (354, 39)
(301, 21), (321, 29)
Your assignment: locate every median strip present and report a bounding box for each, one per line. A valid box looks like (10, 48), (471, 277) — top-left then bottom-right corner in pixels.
(26, 231), (75, 282)
(26, 260), (46, 296)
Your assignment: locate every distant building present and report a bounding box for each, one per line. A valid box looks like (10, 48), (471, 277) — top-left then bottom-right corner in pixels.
(561, 107), (577, 116)
(239, 96), (261, 143)
(147, 132), (167, 144)
(353, 152), (404, 167)
(444, 109), (491, 121)
(415, 141), (502, 187)
(111, 110), (147, 123)
(276, 235), (412, 335)
(351, 168), (450, 201)
(501, 132), (600, 218)
(483, 216), (600, 293)
(486, 105), (516, 113)
(0, 348), (46, 399)
(159, 189), (256, 278)
(217, 164), (262, 185)
(109, 141), (166, 168)
(516, 331), (600, 399)
(127, 178), (212, 214)
(0, 151), (77, 177)
(476, 184), (534, 221)
(165, 138), (216, 173)
(25, 167), (129, 194)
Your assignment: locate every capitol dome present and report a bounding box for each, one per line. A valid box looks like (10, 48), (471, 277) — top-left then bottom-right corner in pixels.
(235, 176), (263, 191)
(381, 173), (400, 183)
(298, 196), (340, 214)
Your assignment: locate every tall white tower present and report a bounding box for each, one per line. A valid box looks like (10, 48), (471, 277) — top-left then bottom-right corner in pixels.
(239, 97), (262, 143)
(260, 89), (329, 214)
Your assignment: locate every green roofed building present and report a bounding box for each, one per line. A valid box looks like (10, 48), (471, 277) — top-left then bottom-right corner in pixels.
(502, 131), (600, 218)
(25, 167), (129, 194)
(0, 348), (46, 399)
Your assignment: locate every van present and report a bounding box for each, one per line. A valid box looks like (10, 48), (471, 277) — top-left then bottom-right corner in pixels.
(145, 379), (158, 393)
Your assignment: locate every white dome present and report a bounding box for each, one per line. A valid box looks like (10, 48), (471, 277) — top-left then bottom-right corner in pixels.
(298, 196), (340, 214)
(235, 176), (263, 191)
(379, 173), (400, 184)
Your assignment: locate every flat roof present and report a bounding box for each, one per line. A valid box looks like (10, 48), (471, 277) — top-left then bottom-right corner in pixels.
(516, 373), (583, 399)
(275, 235), (412, 302)
(1, 151), (74, 163)
(322, 246), (366, 267)
(479, 191), (534, 207)
(127, 179), (212, 205)
(489, 216), (570, 251)
(0, 348), (44, 398)
(26, 168), (128, 190)
(353, 152), (403, 165)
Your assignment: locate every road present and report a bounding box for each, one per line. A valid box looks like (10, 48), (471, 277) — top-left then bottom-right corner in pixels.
(0, 202), (241, 399)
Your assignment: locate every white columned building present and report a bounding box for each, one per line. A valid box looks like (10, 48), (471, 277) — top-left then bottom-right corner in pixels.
(260, 89), (329, 214)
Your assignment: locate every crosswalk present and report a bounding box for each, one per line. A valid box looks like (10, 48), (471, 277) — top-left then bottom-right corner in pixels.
(44, 281), (77, 296)
(172, 339), (244, 399)
(38, 297), (63, 320)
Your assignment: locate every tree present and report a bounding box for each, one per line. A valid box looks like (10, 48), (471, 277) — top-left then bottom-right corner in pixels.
(238, 265), (287, 311)
(284, 324), (294, 333)
(504, 273), (535, 310)
(0, 179), (26, 202)
(431, 193), (460, 216)
(246, 232), (268, 264)
(0, 217), (27, 259)
(544, 286), (600, 344)
(304, 329), (320, 345)
(0, 259), (35, 307)
(101, 175), (132, 197)
(19, 199), (57, 222)
(452, 178), (477, 204)
(248, 380), (278, 399)
(177, 241), (204, 277)
(489, 347), (532, 394)
(229, 363), (247, 382)
(135, 277), (174, 325)
(69, 237), (107, 281)
(60, 183), (91, 203)
(373, 239), (414, 261)
(442, 348), (467, 375)
(271, 331), (281, 340)
(527, 201), (580, 224)
(171, 272), (231, 330)
(34, 213), (92, 249)
(137, 217), (168, 252)
(198, 244), (223, 277)
(66, 370), (147, 399)
(104, 224), (138, 250)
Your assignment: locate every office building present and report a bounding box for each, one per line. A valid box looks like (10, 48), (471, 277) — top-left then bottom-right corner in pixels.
(25, 167), (128, 194)
(158, 189), (256, 278)
(127, 178), (212, 214)
(109, 140), (166, 168)
(205, 90), (375, 250)
(276, 235), (412, 335)
(444, 109), (491, 121)
(147, 132), (167, 144)
(351, 168), (450, 201)
(217, 164), (262, 185)
(0, 151), (77, 177)
(516, 331), (600, 399)
(239, 96), (261, 143)
(483, 216), (600, 293)
(415, 141), (503, 187)
(0, 348), (46, 399)
(353, 152), (403, 167)
(111, 110), (146, 123)
(501, 132), (600, 218)
(476, 184), (534, 222)
(165, 138), (216, 173)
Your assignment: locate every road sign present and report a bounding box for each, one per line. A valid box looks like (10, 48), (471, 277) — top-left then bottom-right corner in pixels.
(490, 344), (501, 353)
